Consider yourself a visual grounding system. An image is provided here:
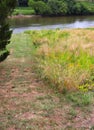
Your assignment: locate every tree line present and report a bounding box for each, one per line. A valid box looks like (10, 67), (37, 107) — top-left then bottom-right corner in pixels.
(28, 0), (94, 16)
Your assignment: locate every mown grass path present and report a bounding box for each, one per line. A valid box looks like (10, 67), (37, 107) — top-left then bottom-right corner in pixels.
(0, 33), (94, 130)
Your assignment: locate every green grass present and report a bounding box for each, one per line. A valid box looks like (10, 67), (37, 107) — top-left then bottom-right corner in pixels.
(9, 33), (36, 58)
(13, 7), (35, 15)
(66, 92), (93, 107)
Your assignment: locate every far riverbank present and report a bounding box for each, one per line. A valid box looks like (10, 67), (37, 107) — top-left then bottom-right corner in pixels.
(9, 14), (41, 19)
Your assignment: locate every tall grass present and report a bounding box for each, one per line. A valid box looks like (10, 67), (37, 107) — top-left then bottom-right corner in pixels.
(26, 29), (94, 92)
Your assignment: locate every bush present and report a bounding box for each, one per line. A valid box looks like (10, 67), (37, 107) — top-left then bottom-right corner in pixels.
(59, 1), (68, 15)
(81, 2), (94, 15)
(73, 2), (83, 15)
(48, 0), (68, 16)
(29, 0), (51, 15)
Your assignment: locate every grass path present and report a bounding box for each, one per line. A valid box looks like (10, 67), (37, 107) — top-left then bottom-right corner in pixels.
(0, 33), (94, 130)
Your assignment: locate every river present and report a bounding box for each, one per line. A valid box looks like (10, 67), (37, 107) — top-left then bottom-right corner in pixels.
(10, 15), (94, 33)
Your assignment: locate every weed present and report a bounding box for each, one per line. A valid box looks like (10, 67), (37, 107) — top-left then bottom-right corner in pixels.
(68, 108), (77, 118)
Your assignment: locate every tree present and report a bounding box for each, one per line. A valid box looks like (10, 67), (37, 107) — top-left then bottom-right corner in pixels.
(0, 0), (16, 62)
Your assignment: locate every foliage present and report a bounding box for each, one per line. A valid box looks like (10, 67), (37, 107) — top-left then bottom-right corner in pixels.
(29, 0), (51, 15)
(47, 0), (68, 16)
(28, 0), (94, 16)
(72, 2), (83, 14)
(81, 1), (94, 14)
(0, 0), (16, 62)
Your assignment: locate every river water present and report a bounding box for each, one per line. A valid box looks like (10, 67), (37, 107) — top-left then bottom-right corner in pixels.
(10, 15), (94, 33)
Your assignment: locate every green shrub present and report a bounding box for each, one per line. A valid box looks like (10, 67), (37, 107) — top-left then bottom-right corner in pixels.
(81, 1), (94, 14)
(29, 1), (51, 15)
(73, 2), (83, 14)
(48, 0), (68, 15)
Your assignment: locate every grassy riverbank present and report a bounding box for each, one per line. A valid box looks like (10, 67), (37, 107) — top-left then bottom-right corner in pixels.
(0, 28), (94, 129)
(13, 7), (35, 15)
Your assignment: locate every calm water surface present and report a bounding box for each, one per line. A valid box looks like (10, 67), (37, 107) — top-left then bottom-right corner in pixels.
(10, 15), (94, 33)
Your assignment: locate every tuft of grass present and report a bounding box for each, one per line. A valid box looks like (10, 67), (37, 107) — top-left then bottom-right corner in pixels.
(66, 92), (93, 107)
(67, 108), (77, 119)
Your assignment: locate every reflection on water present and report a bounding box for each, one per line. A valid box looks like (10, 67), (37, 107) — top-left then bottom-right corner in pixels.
(9, 15), (94, 33)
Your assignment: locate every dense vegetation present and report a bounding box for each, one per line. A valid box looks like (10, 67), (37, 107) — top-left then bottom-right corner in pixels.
(14, 0), (94, 15)
(0, 0), (16, 62)
(25, 28), (94, 92)
(28, 0), (94, 16)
